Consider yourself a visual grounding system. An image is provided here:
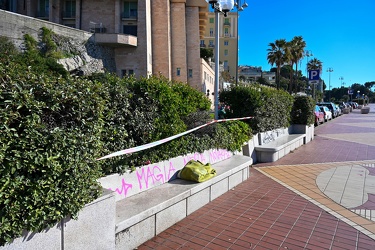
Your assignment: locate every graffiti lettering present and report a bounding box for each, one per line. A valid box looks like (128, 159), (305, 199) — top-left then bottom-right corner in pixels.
(183, 152), (206, 165)
(209, 149), (232, 163)
(109, 178), (133, 197)
(137, 162), (176, 190)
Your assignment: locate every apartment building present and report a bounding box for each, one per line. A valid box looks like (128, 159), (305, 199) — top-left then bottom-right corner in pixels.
(0, 0), (216, 100)
(201, 11), (238, 81)
(238, 65), (276, 85)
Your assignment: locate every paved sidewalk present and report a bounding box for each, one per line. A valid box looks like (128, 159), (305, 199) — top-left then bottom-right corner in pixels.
(138, 104), (375, 250)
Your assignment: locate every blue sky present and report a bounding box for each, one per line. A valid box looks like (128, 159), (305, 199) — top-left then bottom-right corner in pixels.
(236, 0), (375, 89)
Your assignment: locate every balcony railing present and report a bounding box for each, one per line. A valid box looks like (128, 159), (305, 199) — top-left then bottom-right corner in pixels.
(223, 21), (231, 26)
(208, 44), (215, 48)
(200, 44), (206, 48)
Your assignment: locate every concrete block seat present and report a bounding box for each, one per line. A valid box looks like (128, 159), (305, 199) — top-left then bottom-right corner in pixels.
(255, 134), (305, 163)
(115, 155), (252, 250)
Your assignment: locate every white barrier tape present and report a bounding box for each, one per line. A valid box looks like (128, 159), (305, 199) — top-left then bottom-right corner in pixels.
(97, 116), (253, 160)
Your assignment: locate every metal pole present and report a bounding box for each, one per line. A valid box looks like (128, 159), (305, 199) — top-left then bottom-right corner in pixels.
(235, 6), (238, 86)
(214, 9), (220, 120)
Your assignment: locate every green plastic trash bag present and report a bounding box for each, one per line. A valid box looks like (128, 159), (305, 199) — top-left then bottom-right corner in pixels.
(177, 160), (216, 183)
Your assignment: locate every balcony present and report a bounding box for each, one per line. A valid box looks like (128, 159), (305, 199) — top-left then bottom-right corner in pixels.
(94, 33), (137, 47)
(223, 21), (231, 26)
(200, 44), (206, 48)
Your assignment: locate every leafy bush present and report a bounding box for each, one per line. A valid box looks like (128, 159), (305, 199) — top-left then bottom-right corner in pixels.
(291, 96), (315, 125)
(0, 61), (104, 246)
(0, 35), (252, 246)
(220, 84), (293, 133)
(91, 73), (250, 174)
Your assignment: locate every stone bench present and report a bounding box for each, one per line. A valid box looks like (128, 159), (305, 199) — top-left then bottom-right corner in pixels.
(108, 154), (253, 250)
(254, 130), (306, 162)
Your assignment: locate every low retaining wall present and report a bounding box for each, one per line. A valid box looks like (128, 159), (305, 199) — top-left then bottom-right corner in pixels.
(1, 124), (314, 249)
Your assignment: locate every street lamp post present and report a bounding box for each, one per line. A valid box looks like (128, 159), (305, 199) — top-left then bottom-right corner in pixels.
(304, 50), (313, 97)
(326, 67), (333, 102)
(339, 76), (344, 87)
(209, 0), (235, 120)
(235, 0), (248, 86)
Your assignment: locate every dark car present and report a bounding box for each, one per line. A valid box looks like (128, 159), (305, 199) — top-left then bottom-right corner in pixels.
(317, 102), (339, 118)
(314, 105), (325, 126)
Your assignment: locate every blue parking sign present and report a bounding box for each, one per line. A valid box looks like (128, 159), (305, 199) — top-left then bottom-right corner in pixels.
(308, 70), (320, 81)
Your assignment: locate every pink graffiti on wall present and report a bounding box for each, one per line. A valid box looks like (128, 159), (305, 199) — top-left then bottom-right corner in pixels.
(107, 150), (232, 198)
(183, 152), (207, 165)
(209, 149), (232, 163)
(136, 161), (176, 190)
(109, 178), (133, 197)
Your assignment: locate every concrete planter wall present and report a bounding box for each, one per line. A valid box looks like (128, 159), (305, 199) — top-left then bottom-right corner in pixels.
(0, 190), (116, 250)
(289, 124), (315, 144)
(242, 124), (314, 163)
(361, 107), (370, 114)
(1, 124), (315, 249)
(98, 149), (237, 201)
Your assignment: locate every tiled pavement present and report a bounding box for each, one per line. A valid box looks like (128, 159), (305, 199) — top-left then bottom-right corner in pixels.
(138, 104), (375, 250)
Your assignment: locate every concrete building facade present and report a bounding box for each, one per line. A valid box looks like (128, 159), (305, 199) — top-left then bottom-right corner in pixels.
(0, 0), (214, 99)
(201, 11), (238, 81)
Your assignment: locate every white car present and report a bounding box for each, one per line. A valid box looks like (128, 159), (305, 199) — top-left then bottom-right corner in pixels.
(319, 106), (332, 122)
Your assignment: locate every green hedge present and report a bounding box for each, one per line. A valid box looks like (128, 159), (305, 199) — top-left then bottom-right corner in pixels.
(219, 84), (294, 133)
(0, 61), (104, 246)
(0, 34), (252, 246)
(291, 96), (315, 125)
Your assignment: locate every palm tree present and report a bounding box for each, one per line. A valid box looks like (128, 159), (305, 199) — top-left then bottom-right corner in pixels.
(267, 39), (289, 89)
(289, 36), (306, 93)
(307, 58), (323, 70)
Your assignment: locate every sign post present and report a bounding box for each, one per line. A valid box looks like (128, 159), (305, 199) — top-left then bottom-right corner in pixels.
(308, 70), (320, 100)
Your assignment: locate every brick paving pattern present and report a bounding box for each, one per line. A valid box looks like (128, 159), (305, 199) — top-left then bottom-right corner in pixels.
(138, 104), (375, 250)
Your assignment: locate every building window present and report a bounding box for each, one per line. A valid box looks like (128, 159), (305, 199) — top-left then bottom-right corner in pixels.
(122, 69), (134, 77)
(224, 40), (229, 46)
(224, 49), (228, 56)
(177, 68), (181, 76)
(123, 1), (137, 19)
(38, 0), (49, 17)
(200, 40), (205, 47)
(209, 17), (214, 23)
(123, 25), (137, 36)
(63, 1), (76, 18)
(224, 27), (229, 37)
(209, 40), (214, 47)
(189, 69), (193, 78)
(209, 28), (214, 37)
(224, 18), (230, 25)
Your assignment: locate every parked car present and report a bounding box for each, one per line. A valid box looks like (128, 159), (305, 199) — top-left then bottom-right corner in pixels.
(335, 104), (342, 116)
(319, 106), (332, 122)
(348, 102), (358, 109)
(314, 105), (325, 126)
(317, 102), (339, 118)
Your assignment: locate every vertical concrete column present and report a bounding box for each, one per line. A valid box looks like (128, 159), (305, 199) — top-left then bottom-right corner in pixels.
(75, 0), (81, 29)
(170, 0), (187, 82)
(114, 0), (120, 33)
(185, 6), (201, 90)
(50, 0), (61, 24)
(151, 0), (171, 79)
